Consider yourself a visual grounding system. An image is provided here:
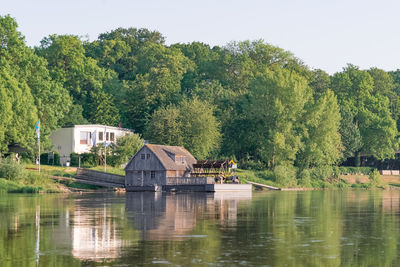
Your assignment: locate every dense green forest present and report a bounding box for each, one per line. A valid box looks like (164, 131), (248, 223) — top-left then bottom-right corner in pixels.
(1, 15), (400, 174)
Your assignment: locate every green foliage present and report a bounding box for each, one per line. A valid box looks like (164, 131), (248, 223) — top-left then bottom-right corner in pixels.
(298, 90), (342, 169)
(235, 169), (279, 187)
(332, 65), (399, 161)
(368, 170), (382, 187)
(0, 160), (63, 193)
(1, 16), (400, 177)
(0, 15), (71, 151)
(145, 98), (221, 159)
(70, 152), (96, 167)
(40, 152), (60, 166)
(240, 68), (311, 168)
(298, 169), (312, 187)
(36, 34), (120, 126)
(239, 160), (267, 170)
(0, 159), (26, 181)
(339, 166), (375, 175)
(273, 165), (298, 187)
(113, 134), (144, 165)
(86, 89), (120, 125)
(309, 165), (333, 181)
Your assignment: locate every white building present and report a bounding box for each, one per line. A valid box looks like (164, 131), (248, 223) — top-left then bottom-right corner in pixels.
(50, 125), (133, 164)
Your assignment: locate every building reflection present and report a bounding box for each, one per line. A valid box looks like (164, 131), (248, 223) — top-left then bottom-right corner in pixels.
(125, 191), (252, 241)
(71, 203), (122, 261)
(50, 191), (252, 260)
(51, 195), (127, 262)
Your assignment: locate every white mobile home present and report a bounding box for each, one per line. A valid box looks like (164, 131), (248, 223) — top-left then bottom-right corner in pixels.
(50, 125), (133, 164)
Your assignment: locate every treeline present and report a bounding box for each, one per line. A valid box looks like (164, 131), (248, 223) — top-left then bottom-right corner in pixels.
(1, 15), (400, 172)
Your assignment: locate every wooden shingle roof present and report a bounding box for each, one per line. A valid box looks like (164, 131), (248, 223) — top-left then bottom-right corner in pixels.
(145, 144), (197, 171)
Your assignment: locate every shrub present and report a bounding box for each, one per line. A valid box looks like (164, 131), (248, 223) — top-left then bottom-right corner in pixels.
(339, 167), (374, 175)
(113, 134), (144, 166)
(70, 152), (96, 167)
(369, 170), (382, 187)
(273, 165), (297, 187)
(70, 153), (79, 166)
(309, 165), (333, 181)
(40, 152), (60, 166)
(298, 169), (312, 187)
(240, 160), (266, 170)
(0, 159), (26, 181)
(257, 169), (275, 180)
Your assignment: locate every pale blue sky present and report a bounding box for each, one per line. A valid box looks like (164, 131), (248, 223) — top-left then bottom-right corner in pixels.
(2, 0), (400, 74)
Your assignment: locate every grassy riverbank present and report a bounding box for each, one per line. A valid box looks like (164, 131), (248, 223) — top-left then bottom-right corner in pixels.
(3, 161), (399, 193)
(0, 161), (67, 193)
(237, 168), (400, 189)
(0, 162), (104, 193)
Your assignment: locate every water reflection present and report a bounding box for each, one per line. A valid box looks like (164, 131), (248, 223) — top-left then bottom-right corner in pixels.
(3, 190), (400, 266)
(125, 191), (252, 240)
(45, 194), (128, 262)
(71, 202), (122, 260)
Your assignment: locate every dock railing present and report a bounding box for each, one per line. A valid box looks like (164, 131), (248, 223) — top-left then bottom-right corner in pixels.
(165, 177), (215, 185)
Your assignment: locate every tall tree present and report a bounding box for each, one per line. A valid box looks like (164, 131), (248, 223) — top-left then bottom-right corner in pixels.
(145, 98), (221, 159)
(85, 27), (165, 80)
(36, 34), (120, 125)
(239, 68), (312, 168)
(121, 43), (194, 132)
(0, 15), (69, 150)
(297, 90), (343, 169)
(0, 68), (37, 152)
(332, 65), (399, 162)
(368, 67), (400, 121)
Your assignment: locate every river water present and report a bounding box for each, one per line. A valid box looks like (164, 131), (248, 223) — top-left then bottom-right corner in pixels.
(0, 190), (400, 266)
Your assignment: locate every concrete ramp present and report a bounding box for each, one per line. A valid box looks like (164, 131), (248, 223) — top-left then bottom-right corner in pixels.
(75, 168), (125, 188)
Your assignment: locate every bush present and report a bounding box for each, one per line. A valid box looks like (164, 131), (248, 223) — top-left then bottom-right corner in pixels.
(70, 152), (96, 167)
(257, 169), (275, 180)
(40, 152), (60, 166)
(298, 169), (312, 187)
(0, 159), (26, 181)
(239, 160), (266, 171)
(113, 134), (144, 166)
(339, 167), (374, 175)
(369, 170), (382, 187)
(310, 165), (333, 181)
(273, 165), (297, 187)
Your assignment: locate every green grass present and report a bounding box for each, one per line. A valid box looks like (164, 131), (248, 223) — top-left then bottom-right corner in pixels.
(89, 165), (125, 175)
(235, 169), (280, 187)
(25, 164), (77, 177)
(0, 175), (64, 193)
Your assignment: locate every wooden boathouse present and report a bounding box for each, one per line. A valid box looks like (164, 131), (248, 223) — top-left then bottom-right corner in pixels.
(124, 144), (251, 192)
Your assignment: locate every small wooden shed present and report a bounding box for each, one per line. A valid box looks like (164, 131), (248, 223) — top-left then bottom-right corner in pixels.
(125, 144), (197, 190)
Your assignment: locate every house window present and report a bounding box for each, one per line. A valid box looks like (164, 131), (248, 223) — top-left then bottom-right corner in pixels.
(146, 154), (151, 159)
(110, 132), (115, 142)
(80, 131), (89, 144)
(106, 132), (110, 141)
(141, 154), (145, 159)
(151, 171), (155, 179)
(99, 132), (103, 141)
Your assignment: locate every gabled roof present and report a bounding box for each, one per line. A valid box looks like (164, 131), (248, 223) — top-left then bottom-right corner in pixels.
(146, 144), (197, 171)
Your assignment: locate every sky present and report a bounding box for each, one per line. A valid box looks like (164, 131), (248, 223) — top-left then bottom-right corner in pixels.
(2, 0), (400, 74)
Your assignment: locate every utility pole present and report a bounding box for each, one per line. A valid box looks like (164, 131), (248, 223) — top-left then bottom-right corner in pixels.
(38, 136), (40, 173)
(104, 126), (107, 172)
(35, 119), (40, 173)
